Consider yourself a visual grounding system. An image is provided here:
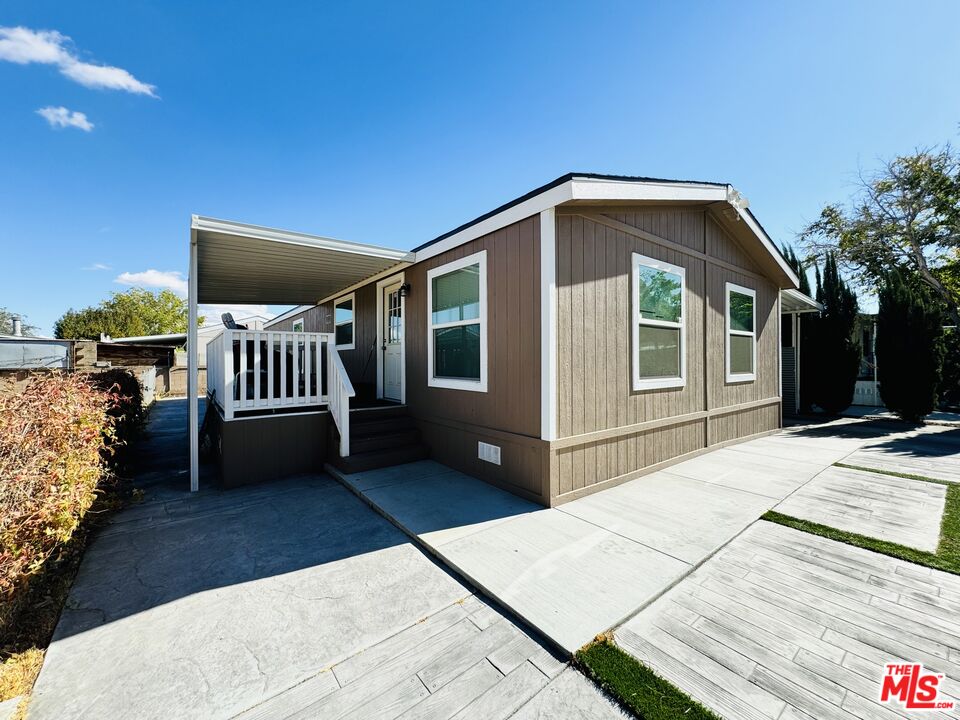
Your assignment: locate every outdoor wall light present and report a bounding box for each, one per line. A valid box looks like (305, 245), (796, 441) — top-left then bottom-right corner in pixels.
(399, 283), (411, 298)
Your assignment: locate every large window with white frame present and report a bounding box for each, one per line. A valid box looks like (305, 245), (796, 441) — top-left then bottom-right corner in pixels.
(725, 282), (756, 382)
(427, 250), (487, 392)
(334, 293), (355, 350)
(632, 253), (686, 391)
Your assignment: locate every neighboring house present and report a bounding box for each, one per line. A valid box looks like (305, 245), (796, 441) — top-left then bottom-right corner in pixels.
(190, 173), (810, 505)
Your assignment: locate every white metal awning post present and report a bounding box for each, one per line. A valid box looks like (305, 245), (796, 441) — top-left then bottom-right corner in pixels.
(188, 226), (199, 492)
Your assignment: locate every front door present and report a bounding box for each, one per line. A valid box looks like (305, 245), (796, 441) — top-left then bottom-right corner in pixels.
(382, 281), (403, 401)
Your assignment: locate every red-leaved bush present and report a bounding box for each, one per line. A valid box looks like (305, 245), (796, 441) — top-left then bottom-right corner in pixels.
(0, 373), (117, 597)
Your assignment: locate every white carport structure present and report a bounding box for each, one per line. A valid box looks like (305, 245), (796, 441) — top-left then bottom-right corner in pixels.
(188, 216), (413, 491)
(779, 288), (822, 416)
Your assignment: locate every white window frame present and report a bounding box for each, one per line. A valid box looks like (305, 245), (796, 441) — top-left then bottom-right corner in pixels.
(291, 317), (304, 333)
(334, 292), (355, 350)
(725, 281), (757, 383)
(427, 250), (488, 392)
(631, 253), (686, 391)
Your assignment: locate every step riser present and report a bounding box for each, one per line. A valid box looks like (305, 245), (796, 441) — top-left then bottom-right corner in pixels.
(329, 445), (429, 474)
(351, 431), (420, 454)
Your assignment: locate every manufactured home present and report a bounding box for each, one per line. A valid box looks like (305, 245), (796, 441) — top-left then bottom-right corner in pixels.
(188, 173), (818, 505)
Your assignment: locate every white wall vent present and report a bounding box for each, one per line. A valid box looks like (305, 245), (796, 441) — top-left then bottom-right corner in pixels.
(478, 441), (501, 465)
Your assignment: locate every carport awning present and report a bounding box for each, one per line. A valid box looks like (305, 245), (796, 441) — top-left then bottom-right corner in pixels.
(192, 215), (414, 305)
(781, 288), (822, 314)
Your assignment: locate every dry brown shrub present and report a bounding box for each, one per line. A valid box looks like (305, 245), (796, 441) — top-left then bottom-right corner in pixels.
(0, 373), (116, 598)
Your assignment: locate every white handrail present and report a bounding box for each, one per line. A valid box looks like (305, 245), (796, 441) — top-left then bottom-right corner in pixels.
(327, 344), (356, 456)
(208, 328), (331, 419)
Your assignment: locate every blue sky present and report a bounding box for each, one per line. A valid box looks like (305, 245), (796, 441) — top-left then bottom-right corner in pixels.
(2, 2), (959, 334)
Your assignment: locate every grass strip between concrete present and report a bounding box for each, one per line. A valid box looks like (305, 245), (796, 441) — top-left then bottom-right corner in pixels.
(763, 462), (960, 576)
(576, 637), (721, 720)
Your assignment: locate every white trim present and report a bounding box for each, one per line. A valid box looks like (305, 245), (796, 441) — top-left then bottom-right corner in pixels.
(376, 272), (406, 403)
(188, 228), (199, 492)
(333, 293), (355, 350)
(318, 262), (413, 305)
(725, 281), (757, 383)
(631, 253), (687, 391)
(291, 317), (305, 333)
(540, 208), (557, 441)
(426, 250), (488, 392)
(776, 292), (782, 400)
(415, 184), (572, 263)
(411, 177), (799, 288)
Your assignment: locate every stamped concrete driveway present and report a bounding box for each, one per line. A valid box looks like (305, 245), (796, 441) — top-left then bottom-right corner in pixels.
(29, 400), (626, 720)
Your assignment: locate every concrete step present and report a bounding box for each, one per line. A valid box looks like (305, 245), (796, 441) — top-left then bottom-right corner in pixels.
(329, 444), (430, 474)
(351, 429), (422, 454)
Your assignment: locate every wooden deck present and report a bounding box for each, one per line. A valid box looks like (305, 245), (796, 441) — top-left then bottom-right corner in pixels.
(617, 521), (960, 720)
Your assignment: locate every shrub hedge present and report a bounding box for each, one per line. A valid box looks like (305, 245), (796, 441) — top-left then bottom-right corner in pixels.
(0, 372), (133, 599)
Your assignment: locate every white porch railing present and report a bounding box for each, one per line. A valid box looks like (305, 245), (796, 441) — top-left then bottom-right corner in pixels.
(205, 328), (354, 455)
(327, 343), (355, 456)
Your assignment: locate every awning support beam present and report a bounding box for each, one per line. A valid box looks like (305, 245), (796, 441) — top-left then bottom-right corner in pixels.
(188, 227), (199, 492)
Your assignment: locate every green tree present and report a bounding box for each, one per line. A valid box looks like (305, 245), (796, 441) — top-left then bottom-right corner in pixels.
(0, 308), (39, 336)
(808, 253), (861, 414)
(800, 146), (960, 324)
(877, 271), (945, 422)
(780, 244), (812, 296)
(54, 288), (198, 339)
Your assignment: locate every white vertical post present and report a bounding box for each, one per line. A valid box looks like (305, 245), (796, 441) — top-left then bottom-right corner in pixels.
(304, 334), (312, 401)
(267, 332), (274, 405)
(188, 226), (199, 492)
(253, 332), (261, 406)
(539, 207), (557, 441)
(292, 336), (300, 404)
(280, 334), (287, 405)
(224, 330), (234, 420)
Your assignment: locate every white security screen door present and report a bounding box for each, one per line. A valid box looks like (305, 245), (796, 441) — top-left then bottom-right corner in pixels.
(382, 282), (403, 401)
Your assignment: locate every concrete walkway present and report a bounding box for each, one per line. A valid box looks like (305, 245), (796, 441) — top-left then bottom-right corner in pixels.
(775, 464), (947, 550)
(616, 520), (960, 720)
(29, 400), (626, 720)
(330, 418), (960, 655)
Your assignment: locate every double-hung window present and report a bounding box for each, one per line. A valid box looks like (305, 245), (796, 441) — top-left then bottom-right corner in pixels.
(632, 253), (686, 390)
(427, 250), (487, 392)
(334, 294), (355, 350)
(725, 282), (756, 382)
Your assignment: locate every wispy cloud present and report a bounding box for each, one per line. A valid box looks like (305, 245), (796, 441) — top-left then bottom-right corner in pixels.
(82, 262), (111, 271)
(0, 26), (156, 96)
(115, 269), (187, 295)
(37, 105), (93, 131)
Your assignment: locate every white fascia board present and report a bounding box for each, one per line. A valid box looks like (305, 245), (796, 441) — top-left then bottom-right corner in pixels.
(736, 209), (801, 289)
(192, 215), (414, 263)
(413, 182), (575, 263)
(569, 178), (728, 202)
(317, 262), (411, 305)
(414, 178), (728, 264)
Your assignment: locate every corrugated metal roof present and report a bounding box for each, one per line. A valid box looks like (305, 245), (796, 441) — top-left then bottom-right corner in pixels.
(193, 216), (413, 305)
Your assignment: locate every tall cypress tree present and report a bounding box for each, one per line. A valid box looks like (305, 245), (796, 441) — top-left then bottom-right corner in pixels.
(877, 271), (945, 422)
(809, 253), (861, 414)
(781, 245), (815, 412)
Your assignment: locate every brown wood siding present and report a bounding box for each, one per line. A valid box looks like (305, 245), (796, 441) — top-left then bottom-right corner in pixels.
(551, 206), (781, 502)
(406, 215), (541, 438)
(266, 305), (332, 333)
(265, 285), (378, 388)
